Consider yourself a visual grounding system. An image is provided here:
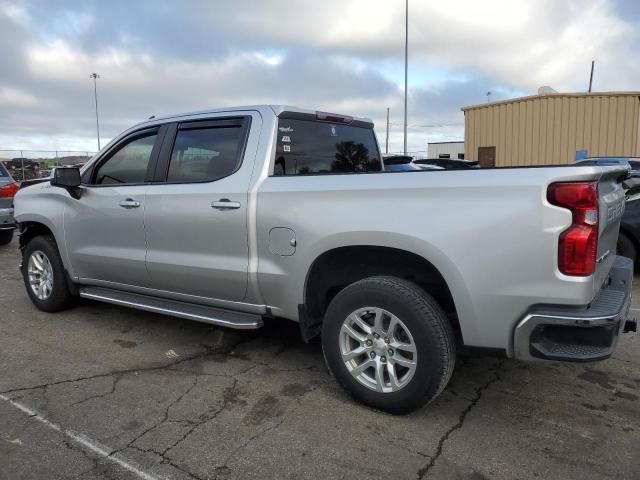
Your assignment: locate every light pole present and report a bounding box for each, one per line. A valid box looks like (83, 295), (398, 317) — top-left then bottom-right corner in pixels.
(486, 91), (492, 103)
(385, 107), (390, 154)
(89, 73), (101, 150)
(403, 0), (408, 156)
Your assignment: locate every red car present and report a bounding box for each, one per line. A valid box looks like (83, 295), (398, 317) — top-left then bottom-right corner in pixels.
(0, 161), (19, 245)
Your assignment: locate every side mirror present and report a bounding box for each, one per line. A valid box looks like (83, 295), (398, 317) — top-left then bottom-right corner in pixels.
(51, 167), (82, 199)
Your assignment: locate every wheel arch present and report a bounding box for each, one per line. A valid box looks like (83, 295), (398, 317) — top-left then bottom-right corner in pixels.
(19, 220), (78, 295)
(300, 244), (463, 342)
(18, 218), (72, 271)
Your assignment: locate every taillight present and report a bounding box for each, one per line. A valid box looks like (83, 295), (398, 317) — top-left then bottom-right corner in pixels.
(547, 182), (599, 276)
(0, 182), (19, 198)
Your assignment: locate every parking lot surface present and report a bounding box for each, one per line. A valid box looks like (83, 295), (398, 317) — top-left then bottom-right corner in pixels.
(1, 238), (639, 480)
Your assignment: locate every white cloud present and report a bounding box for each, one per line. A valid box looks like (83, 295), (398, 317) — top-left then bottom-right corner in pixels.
(0, 86), (38, 107)
(0, 0), (638, 153)
(218, 0), (638, 90)
(1, 0), (28, 25)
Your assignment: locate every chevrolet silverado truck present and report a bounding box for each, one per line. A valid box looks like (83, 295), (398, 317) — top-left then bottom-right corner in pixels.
(14, 105), (636, 413)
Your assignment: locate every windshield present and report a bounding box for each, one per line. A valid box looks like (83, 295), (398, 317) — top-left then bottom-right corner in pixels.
(0, 162), (9, 178)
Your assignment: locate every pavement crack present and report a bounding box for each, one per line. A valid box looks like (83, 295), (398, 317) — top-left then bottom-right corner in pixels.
(0, 332), (260, 398)
(213, 384), (319, 478)
(416, 359), (506, 480)
(162, 459), (206, 480)
(70, 374), (123, 407)
(111, 373), (201, 457)
(161, 378), (239, 458)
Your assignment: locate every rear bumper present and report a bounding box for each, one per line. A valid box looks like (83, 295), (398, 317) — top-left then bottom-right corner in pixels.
(514, 255), (633, 362)
(0, 207), (16, 230)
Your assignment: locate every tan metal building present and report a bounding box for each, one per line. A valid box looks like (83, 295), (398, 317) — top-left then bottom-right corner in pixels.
(462, 92), (640, 167)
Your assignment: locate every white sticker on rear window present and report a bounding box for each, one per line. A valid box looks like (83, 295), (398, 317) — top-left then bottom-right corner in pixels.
(283, 145), (291, 152)
(281, 135), (291, 143)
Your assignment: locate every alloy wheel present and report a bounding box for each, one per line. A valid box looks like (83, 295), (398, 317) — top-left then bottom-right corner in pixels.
(27, 250), (54, 300)
(339, 307), (418, 393)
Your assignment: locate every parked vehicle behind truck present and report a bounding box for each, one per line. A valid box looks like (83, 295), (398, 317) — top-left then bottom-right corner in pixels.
(0, 161), (19, 245)
(576, 157), (640, 265)
(14, 105), (636, 413)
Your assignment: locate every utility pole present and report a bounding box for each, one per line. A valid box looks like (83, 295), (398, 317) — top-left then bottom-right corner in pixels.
(385, 107), (390, 154)
(89, 73), (101, 150)
(403, 0), (409, 156)
(588, 60), (594, 92)
(486, 91), (492, 103)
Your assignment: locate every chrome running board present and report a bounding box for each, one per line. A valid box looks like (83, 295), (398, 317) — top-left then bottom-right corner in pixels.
(79, 287), (263, 329)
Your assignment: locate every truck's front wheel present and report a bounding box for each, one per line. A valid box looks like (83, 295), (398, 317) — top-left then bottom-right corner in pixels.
(22, 235), (76, 312)
(322, 276), (455, 414)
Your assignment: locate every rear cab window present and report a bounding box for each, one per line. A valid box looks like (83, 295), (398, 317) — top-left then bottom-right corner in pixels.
(273, 116), (382, 176)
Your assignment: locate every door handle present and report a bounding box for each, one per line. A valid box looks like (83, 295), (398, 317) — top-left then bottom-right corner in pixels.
(119, 198), (141, 209)
(211, 199), (241, 210)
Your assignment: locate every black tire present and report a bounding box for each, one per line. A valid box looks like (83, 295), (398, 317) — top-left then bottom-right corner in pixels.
(617, 232), (636, 265)
(322, 276), (456, 414)
(21, 234), (76, 312)
(0, 229), (13, 245)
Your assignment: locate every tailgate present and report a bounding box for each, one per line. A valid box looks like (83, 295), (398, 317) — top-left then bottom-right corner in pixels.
(593, 167), (628, 292)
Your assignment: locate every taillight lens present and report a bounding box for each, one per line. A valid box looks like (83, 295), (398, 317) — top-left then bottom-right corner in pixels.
(0, 182), (19, 198)
(547, 182), (599, 276)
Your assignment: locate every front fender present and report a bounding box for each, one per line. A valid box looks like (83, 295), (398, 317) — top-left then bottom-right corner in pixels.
(15, 186), (73, 275)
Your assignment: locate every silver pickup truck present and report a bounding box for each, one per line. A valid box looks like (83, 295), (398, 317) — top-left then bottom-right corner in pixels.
(14, 105), (635, 413)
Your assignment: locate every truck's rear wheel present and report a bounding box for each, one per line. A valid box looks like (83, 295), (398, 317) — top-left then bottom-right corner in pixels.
(321, 276), (455, 414)
(22, 235), (76, 312)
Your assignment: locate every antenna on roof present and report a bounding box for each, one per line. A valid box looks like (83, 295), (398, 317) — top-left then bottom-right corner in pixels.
(538, 86), (558, 95)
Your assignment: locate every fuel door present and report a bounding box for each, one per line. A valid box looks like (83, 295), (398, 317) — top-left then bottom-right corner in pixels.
(269, 227), (296, 256)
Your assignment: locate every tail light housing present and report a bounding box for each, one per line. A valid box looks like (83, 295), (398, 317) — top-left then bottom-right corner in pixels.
(0, 182), (19, 198)
(547, 182), (599, 276)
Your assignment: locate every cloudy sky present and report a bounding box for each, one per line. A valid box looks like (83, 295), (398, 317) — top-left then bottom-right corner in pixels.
(0, 0), (638, 155)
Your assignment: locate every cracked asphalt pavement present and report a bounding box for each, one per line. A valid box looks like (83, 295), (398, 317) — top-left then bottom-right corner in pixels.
(1, 238), (639, 480)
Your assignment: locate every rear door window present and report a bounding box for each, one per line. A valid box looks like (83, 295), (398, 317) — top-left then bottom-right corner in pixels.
(273, 119), (382, 175)
(166, 119), (248, 183)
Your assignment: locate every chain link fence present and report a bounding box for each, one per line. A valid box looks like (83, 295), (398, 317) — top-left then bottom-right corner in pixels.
(0, 150), (96, 182)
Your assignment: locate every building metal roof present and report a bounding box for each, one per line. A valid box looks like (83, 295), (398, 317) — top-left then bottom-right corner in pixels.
(462, 91), (640, 112)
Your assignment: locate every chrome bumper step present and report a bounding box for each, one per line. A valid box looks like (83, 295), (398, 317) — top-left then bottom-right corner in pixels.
(79, 287), (263, 330)
(513, 256), (633, 362)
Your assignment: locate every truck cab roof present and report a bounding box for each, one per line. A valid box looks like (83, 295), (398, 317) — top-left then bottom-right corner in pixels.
(132, 105), (374, 131)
